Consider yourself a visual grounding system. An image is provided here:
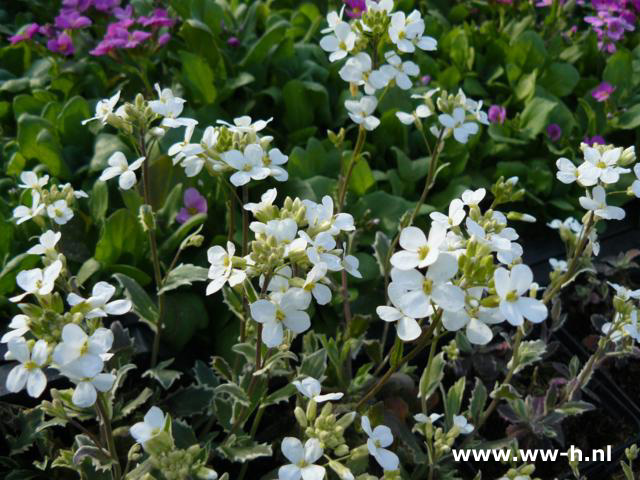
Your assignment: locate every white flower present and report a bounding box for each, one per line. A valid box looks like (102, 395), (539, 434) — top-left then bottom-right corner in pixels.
(321, 6), (345, 34)
(390, 225), (446, 270)
(608, 282), (640, 300)
(251, 219), (306, 256)
(361, 416), (399, 472)
(223, 144), (271, 187)
(293, 377), (344, 403)
(555, 158), (581, 185)
(250, 290), (311, 347)
(320, 21), (356, 62)
(379, 52), (420, 90)
(217, 115), (272, 135)
(623, 311), (640, 343)
(388, 253), (464, 319)
(149, 84), (186, 119)
(99, 151), (145, 190)
(244, 188), (277, 215)
(46, 199), (74, 225)
(578, 146), (628, 185)
(206, 242), (246, 295)
(262, 266), (292, 294)
(345, 96), (380, 131)
(438, 107), (479, 144)
(396, 104), (432, 125)
(82, 90), (120, 125)
(430, 199), (465, 228)
(67, 281), (132, 318)
(579, 186), (625, 220)
(301, 231), (342, 271)
(453, 415), (474, 434)
(13, 191), (45, 224)
(442, 287), (502, 345)
(5, 338), (48, 398)
(302, 263), (332, 305)
(18, 171), (49, 189)
(414, 413), (443, 424)
(494, 264), (547, 326)
(1, 314), (30, 343)
(549, 258), (568, 272)
(265, 148), (289, 182)
(339, 53), (390, 94)
(27, 230), (61, 256)
(53, 323), (113, 368)
(303, 196), (355, 235)
(342, 253), (362, 279)
(10, 260), (63, 302)
(461, 188), (486, 206)
(130, 406), (167, 446)
(59, 358), (115, 408)
(365, 0), (393, 15)
(632, 164), (640, 198)
(168, 119), (203, 168)
(388, 11), (425, 52)
(376, 302), (422, 342)
(278, 437), (326, 480)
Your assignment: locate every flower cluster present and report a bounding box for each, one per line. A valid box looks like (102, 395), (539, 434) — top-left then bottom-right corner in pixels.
(378, 179), (547, 345)
(4, 222), (131, 407)
(584, 0), (638, 53)
(207, 189), (360, 348)
(8, 1), (175, 57)
(12, 171), (86, 226)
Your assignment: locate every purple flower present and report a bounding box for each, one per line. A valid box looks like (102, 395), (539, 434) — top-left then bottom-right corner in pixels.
(158, 33), (171, 46)
(138, 9), (175, 28)
(227, 36), (240, 47)
(9, 23), (39, 44)
(55, 10), (92, 29)
(591, 82), (615, 102)
(344, 0), (366, 18)
(62, 0), (92, 11)
(176, 188), (208, 224)
(420, 75), (431, 85)
(488, 105), (506, 124)
(93, 0), (121, 12)
(113, 5), (134, 20)
(546, 123), (562, 142)
(125, 30), (152, 48)
(584, 135), (606, 146)
(47, 32), (75, 55)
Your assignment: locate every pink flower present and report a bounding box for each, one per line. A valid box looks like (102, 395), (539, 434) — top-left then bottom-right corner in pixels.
(591, 82), (615, 102)
(8, 23), (39, 44)
(228, 36), (240, 47)
(176, 188), (208, 224)
(488, 105), (506, 124)
(138, 9), (175, 28)
(344, 0), (366, 18)
(47, 32), (75, 56)
(158, 33), (171, 46)
(55, 10), (92, 29)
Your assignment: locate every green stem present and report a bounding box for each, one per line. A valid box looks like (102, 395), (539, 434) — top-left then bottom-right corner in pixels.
(337, 126), (367, 213)
(96, 395), (121, 480)
(357, 311), (442, 410)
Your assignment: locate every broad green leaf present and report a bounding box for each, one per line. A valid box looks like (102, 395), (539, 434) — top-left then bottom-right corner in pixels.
(17, 113), (69, 178)
(540, 62), (579, 97)
(180, 50), (216, 104)
(158, 263), (208, 294)
(95, 209), (144, 265)
(418, 352), (445, 401)
(519, 97), (557, 138)
(618, 104), (640, 129)
(142, 358), (182, 389)
(162, 292), (209, 350)
(113, 273), (159, 328)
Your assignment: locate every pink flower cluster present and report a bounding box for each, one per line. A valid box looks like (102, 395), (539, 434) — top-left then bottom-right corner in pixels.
(585, 0), (638, 53)
(8, 1), (175, 57)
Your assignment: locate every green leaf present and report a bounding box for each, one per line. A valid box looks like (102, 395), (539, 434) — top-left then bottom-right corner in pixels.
(520, 97), (557, 138)
(618, 104), (640, 129)
(57, 96), (91, 146)
(352, 191), (416, 235)
(445, 377), (466, 423)
(240, 20), (289, 67)
(180, 50), (216, 104)
(90, 133), (132, 173)
(298, 349), (327, 378)
(539, 62), (579, 97)
(489, 383), (521, 401)
(469, 378), (488, 424)
(372, 231), (390, 277)
(113, 273), (159, 328)
(214, 383), (250, 407)
(158, 263), (208, 294)
(89, 180), (108, 223)
(159, 213), (206, 258)
(217, 434), (273, 462)
(165, 385), (213, 417)
(510, 339), (546, 374)
(17, 113), (69, 178)
(76, 258), (101, 287)
(263, 384), (296, 406)
(95, 209), (145, 265)
(604, 49), (632, 93)
(418, 352), (445, 401)
(162, 292), (209, 350)
(348, 155), (376, 196)
(142, 358), (182, 389)
(555, 401), (595, 416)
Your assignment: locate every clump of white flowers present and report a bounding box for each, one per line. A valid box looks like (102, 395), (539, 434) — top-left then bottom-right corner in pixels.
(13, 171), (86, 226)
(378, 178), (547, 345)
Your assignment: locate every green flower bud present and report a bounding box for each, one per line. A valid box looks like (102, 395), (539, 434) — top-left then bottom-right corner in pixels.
(294, 406), (307, 428)
(139, 204), (156, 232)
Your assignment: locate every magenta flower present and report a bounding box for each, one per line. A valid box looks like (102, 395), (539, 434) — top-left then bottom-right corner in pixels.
(344, 0), (366, 18)
(546, 123), (562, 142)
(113, 5), (134, 20)
(9, 23), (39, 44)
(488, 105), (506, 124)
(591, 82), (615, 102)
(138, 9), (175, 28)
(227, 36), (240, 47)
(47, 32), (75, 55)
(420, 75), (431, 85)
(158, 33), (171, 46)
(584, 135), (606, 146)
(177, 188), (208, 224)
(55, 10), (92, 29)
(93, 0), (121, 12)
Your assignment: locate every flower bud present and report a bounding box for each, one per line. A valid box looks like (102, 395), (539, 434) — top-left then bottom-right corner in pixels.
(139, 204), (156, 232)
(294, 406), (307, 428)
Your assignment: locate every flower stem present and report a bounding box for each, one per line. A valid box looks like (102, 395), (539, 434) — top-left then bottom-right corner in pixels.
(337, 126), (367, 213)
(96, 394), (121, 480)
